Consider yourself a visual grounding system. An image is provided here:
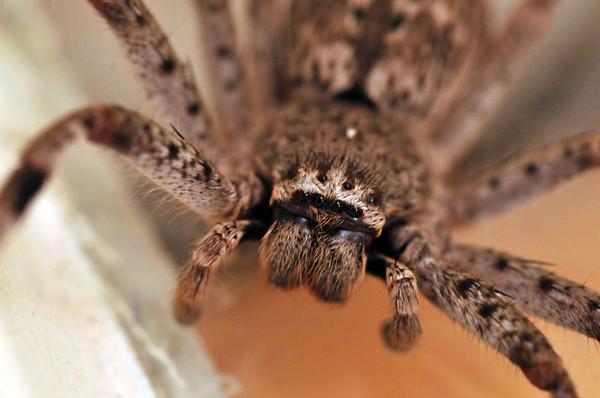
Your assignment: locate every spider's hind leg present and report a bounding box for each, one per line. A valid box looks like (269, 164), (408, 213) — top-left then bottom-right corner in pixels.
(446, 131), (600, 225)
(446, 244), (600, 342)
(428, 0), (560, 174)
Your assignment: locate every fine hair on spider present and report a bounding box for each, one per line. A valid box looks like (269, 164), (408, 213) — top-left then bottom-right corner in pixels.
(1, 1), (600, 397)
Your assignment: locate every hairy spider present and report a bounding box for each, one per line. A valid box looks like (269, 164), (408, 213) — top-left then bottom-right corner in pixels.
(0, 0), (598, 397)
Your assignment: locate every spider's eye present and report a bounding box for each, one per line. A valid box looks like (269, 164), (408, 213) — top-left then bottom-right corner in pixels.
(352, 7), (365, 22)
(369, 196), (380, 206)
(293, 190), (310, 203)
(346, 206), (362, 218)
(312, 194), (325, 208)
(317, 174), (328, 183)
(342, 181), (353, 190)
(332, 200), (345, 213)
(391, 13), (406, 30)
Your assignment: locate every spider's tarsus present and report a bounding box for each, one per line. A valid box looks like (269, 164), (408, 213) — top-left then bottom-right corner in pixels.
(381, 315), (422, 352)
(174, 220), (258, 323)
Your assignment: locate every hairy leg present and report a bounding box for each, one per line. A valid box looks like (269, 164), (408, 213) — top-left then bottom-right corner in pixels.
(88, 0), (218, 158)
(0, 105), (252, 241)
(174, 219), (262, 323)
(193, 0), (250, 143)
(384, 225), (577, 397)
(369, 255), (422, 352)
(427, 0), (559, 174)
(446, 244), (600, 341)
(245, 0), (289, 109)
(446, 131), (600, 225)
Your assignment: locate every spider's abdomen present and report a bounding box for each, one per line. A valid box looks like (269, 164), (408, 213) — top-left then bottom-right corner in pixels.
(254, 101), (431, 221)
(286, 0), (488, 125)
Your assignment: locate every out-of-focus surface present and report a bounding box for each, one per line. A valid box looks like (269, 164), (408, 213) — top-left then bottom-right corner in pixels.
(199, 1), (600, 397)
(0, 1), (224, 397)
(3, 0), (600, 397)
(200, 176), (600, 398)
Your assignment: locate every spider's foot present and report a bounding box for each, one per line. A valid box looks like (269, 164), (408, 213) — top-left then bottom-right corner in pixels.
(173, 266), (210, 324)
(381, 315), (422, 352)
(173, 297), (203, 325)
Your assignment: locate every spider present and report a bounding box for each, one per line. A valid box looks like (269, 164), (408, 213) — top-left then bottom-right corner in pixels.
(0, 0), (598, 396)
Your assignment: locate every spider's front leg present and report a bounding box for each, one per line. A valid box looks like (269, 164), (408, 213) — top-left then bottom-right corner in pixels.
(89, 0), (218, 158)
(446, 244), (600, 342)
(446, 131), (600, 225)
(383, 224), (577, 398)
(0, 105), (260, 241)
(369, 255), (422, 352)
(174, 219), (264, 323)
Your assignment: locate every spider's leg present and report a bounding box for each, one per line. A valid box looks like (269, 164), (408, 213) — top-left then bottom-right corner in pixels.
(383, 225), (577, 398)
(193, 0), (251, 143)
(0, 105), (258, 242)
(245, 0), (289, 110)
(368, 255), (422, 352)
(174, 219), (263, 323)
(446, 244), (600, 342)
(427, 0), (559, 174)
(446, 131), (600, 225)
(88, 0), (218, 159)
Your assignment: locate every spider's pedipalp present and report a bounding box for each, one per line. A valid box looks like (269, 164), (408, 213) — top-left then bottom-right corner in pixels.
(446, 131), (600, 225)
(447, 244), (600, 342)
(385, 224), (578, 397)
(258, 212), (368, 302)
(0, 105), (245, 242)
(369, 255), (422, 351)
(88, 0), (219, 160)
(174, 219), (262, 324)
(427, 0), (560, 174)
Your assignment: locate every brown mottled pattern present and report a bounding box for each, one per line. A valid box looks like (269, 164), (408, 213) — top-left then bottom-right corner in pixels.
(386, 224), (577, 397)
(446, 244), (600, 342)
(194, 0), (250, 145)
(286, 0), (486, 126)
(426, 0), (559, 174)
(447, 131), (600, 225)
(0, 105), (240, 233)
(88, 0), (217, 158)
(378, 255), (422, 351)
(254, 101), (431, 219)
(174, 220), (258, 323)
(2, 1), (599, 397)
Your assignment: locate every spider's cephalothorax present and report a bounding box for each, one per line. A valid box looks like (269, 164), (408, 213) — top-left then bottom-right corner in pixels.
(256, 101), (429, 300)
(2, 1), (599, 397)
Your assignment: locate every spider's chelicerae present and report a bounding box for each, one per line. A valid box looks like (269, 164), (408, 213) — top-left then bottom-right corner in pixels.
(1, 0), (599, 396)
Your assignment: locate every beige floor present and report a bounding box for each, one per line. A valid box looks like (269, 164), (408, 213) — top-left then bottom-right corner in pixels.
(200, 172), (600, 398)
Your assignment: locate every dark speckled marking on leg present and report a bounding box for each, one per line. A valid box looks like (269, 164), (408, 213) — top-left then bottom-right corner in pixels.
(5, 164), (47, 215)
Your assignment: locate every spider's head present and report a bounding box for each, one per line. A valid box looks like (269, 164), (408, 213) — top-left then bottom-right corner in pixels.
(258, 166), (385, 302)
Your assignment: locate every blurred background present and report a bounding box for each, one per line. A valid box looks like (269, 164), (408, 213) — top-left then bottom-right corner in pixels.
(2, 0), (600, 397)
